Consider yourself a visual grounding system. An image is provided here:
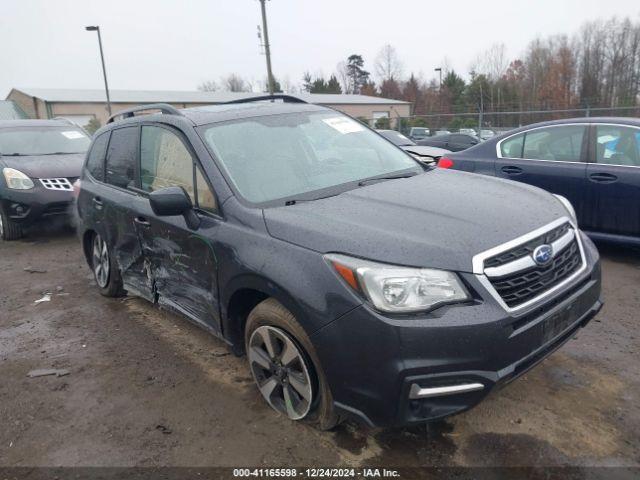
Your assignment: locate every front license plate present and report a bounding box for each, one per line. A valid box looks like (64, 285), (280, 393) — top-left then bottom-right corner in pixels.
(542, 301), (579, 343)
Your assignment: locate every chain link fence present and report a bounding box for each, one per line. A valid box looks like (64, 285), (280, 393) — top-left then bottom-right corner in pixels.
(358, 105), (640, 138)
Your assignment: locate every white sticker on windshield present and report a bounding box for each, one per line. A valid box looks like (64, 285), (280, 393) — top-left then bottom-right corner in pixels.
(322, 117), (364, 134)
(61, 131), (85, 139)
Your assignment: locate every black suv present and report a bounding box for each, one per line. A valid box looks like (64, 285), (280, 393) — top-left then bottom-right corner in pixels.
(77, 97), (603, 428)
(0, 119), (91, 240)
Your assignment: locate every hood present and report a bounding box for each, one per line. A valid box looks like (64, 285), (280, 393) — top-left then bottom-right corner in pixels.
(0, 153), (85, 178)
(401, 145), (450, 158)
(263, 169), (568, 273)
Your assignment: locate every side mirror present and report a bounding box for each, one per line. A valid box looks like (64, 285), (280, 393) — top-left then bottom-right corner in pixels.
(148, 186), (200, 229)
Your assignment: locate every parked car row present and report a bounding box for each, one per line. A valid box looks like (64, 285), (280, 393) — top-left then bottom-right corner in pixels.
(416, 132), (480, 152)
(407, 127), (497, 144)
(376, 129), (450, 163)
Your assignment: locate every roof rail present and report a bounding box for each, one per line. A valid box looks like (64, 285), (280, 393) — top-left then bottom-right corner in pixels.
(223, 94), (307, 105)
(107, 103), (183, 124)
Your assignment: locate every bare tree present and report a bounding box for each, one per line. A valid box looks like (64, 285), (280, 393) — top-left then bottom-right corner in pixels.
(374, 44), (403, 82)
(197, 80), (219, 92)
(222, 73), (250, 92)
(336, 61), (350, 93)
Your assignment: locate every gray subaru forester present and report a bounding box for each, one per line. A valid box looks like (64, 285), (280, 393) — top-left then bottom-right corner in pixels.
(76, 96), (602, 429)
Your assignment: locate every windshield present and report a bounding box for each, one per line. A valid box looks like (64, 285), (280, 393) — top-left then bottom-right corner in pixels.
(0, 126), (90, 156)
(201, 111), (421, 204)
(380, 130), (415, 146)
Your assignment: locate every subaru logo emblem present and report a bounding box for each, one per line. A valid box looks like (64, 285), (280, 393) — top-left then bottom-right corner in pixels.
(533, 244), (553, 266)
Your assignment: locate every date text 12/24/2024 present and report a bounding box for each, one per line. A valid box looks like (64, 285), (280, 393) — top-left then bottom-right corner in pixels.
(233, 468), (400, 478)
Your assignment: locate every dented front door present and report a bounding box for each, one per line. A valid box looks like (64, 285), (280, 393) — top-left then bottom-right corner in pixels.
(136, 212), (221, 332)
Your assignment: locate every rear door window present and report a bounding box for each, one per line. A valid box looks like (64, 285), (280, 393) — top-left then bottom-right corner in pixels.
(85, 131), (110, 181)
(105, 127), (138, 189)
(522, 125), (585, 162)
(595, 125), (640, 167)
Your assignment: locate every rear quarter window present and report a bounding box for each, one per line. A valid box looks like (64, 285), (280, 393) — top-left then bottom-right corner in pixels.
(85, 131), (110, 181)
(500, 134), (524, 158)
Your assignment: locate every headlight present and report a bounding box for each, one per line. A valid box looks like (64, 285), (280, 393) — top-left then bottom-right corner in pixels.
(553, 194), (577, 225)
(325, 254), (470, 313)
(3, 168), (34, 190)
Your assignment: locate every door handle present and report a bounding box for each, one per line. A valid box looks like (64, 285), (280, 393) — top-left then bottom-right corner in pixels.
(501, 165), (523, 175)
(134, 216), (151, 227)
(92, 197), (103, 208)
(589, 172), (618, 183)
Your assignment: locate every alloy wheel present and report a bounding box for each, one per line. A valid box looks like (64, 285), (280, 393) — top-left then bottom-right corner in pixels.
(248, 326), (313, 420)
(92, 234), (110, 288)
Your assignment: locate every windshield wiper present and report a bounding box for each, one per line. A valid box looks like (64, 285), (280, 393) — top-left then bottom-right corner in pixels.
(284, 192), (342, 206)
(358, 172), (419, 186)
(0, 153), (28, 156)
(41, 152), (84, 155)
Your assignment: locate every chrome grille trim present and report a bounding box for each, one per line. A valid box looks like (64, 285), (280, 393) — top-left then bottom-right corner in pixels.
(40, 178), (73, 191)
(485, 228), (575, 278)
(472, 217), (588, 314)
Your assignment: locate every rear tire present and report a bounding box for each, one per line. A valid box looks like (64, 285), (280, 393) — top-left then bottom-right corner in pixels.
(0, 206), (23, 241)
(91, 232), (124, 297)
(245, 298), (340, 431)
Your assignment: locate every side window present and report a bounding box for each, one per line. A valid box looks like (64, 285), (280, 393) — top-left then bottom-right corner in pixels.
(595, 125), (640, 167)
(140, 125), (195, 203)
(500, 133), (524, 158)
(86, 131), (110, 180)
(105, 127), (138, 189)
(140, 125), (217, 212)
(522, 126), (585, 162)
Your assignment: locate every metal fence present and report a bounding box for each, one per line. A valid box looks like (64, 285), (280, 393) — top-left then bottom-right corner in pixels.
(360, 105), (640, 137)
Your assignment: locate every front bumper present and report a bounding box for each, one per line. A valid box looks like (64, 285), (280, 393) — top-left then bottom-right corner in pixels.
(1, 183), (75, 226)
(311, 232), (602, 427)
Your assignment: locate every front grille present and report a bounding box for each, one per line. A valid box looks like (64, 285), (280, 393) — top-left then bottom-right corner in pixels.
(40, 177), (73, 191)
(484, 223), (570, 269)
(483, 223), (584, 309)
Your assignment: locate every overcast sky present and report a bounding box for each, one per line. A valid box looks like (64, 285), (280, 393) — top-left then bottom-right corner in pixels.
(1, 0), (639, 98)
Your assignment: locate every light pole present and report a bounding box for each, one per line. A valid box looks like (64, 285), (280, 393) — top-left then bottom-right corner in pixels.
(435, 67), (442, 127)
(85, 26), (112, 116)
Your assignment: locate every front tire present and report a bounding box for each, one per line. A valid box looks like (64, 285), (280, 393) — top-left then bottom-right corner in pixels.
(0, 206), (23, 241)
(91, 232), (124, 297)
(245, 298), (340, 430)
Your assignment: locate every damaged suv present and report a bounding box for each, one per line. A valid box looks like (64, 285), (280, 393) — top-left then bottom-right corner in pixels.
(77, 97), (602, 429)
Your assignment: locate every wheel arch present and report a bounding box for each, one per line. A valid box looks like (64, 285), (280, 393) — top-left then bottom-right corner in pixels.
(222, 274), (307, 356)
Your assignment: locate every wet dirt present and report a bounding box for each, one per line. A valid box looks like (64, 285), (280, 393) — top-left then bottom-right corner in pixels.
(0, 227), (638, 467)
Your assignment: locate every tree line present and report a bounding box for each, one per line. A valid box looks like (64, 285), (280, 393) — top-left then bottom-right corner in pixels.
(197, 15), (640, 127)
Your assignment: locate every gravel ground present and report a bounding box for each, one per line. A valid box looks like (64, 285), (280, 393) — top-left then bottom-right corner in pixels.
(0, 225), (638, 468)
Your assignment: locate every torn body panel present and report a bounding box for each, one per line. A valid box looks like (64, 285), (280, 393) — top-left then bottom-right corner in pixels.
(138, 214), (221, 332)
(100, 189), (154, 301)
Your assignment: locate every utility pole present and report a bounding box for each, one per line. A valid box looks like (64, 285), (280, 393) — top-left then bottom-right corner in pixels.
(259, 0), (275, 96)
(85, 26), (111, 116)
(435, 67), (442, 129)
(478, 82), (484, 139)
